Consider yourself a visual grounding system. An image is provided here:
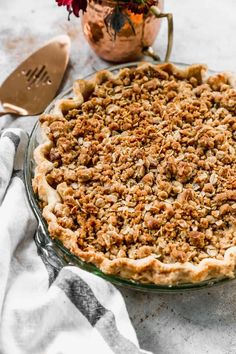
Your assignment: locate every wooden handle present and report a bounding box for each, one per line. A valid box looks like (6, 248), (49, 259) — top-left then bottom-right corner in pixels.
(0, 109), (18, 117)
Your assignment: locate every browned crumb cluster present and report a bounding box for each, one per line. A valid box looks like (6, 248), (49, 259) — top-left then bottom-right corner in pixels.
(43, 65), (236, 264)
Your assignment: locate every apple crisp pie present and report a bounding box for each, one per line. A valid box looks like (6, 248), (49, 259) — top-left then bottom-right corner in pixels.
(33, 62), (236, 285)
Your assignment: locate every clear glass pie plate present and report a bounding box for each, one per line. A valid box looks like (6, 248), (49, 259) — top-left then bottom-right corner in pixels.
(24, 61), (235, 292)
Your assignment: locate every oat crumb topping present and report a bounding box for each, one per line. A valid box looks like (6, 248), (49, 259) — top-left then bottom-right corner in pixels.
(38, 64), (236, 267)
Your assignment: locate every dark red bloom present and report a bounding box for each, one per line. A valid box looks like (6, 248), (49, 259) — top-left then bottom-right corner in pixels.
(56, 0), (87, 17)
(56, 0), (72, 5)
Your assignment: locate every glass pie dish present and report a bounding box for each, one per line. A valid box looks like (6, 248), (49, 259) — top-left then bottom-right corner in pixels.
(24, 62), (236, 292)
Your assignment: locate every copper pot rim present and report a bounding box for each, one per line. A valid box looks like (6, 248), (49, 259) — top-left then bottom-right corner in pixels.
(88, 0), (159, 8)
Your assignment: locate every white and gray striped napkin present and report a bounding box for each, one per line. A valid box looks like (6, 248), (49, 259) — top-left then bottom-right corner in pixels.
(0, 128), (152, 354)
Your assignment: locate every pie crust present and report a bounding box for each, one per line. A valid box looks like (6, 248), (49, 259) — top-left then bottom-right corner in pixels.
(33, 62), (236, 285)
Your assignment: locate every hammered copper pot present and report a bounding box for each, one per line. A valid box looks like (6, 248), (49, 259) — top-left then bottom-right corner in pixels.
(81, 0), (173, 63)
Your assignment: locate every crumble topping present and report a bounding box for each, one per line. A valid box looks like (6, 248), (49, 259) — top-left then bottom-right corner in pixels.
(40, 64), (236, 265)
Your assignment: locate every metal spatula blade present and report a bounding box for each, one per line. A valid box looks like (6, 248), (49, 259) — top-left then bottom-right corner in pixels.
(0, 35), (71, 116)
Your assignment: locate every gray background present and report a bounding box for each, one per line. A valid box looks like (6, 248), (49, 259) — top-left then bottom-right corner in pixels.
(1, 0), (236, 353)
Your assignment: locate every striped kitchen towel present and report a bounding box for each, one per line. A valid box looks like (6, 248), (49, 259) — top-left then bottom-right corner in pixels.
(0, 128), (151, 354)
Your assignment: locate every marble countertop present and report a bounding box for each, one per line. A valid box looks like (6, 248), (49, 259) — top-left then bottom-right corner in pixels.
(1, 0), (236, 353)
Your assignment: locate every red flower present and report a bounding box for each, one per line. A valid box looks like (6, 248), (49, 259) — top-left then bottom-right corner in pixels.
(56, 0), (87, 17)
(56, 0), (72, 5)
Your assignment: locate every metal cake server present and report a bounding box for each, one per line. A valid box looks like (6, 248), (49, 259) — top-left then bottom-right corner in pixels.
(0, 35), (71, 117)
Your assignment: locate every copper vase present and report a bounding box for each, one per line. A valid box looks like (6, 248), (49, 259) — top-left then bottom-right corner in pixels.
(81, 0), (173, 63)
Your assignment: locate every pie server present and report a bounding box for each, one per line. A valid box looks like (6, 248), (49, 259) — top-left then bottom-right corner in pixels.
(0, 35), (71, 116)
